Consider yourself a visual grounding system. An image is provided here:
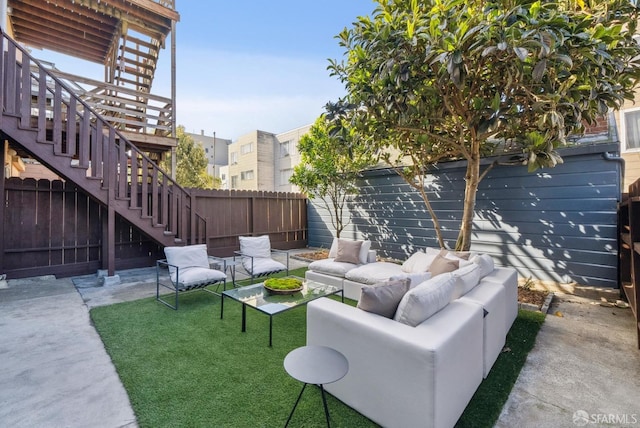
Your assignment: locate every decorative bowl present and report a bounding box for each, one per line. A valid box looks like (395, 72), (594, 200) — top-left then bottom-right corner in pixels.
(263, 277), (303, 295)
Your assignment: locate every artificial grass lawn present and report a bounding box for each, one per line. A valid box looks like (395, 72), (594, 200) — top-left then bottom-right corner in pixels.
(90, 267), (545, 428)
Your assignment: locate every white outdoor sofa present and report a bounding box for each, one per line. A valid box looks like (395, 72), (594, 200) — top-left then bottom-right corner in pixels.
(305, 239), (518, 428)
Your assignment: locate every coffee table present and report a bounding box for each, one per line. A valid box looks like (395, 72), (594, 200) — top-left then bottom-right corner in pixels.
(220, 277), (343, 346)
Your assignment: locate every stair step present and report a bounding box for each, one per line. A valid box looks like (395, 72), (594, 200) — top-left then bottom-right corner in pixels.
(70, 164), (89, 170)
(163, 231), (176, 237)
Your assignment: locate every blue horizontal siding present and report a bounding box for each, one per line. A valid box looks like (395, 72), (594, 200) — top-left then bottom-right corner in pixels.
(308, 143), (621, 288)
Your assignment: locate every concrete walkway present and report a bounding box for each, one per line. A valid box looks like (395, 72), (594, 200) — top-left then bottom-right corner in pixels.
(496, 291), (640, 428)
(0, 276), (137, 428)
(1, 259), (639, 428)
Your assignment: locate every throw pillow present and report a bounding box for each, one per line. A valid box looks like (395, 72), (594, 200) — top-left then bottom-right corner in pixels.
(393, 274), (456, 327)
(328, 238), (372, 264)
(357, 278), (411, 318)
(334, 239), (363, 264)
(428, 254), (459, 276)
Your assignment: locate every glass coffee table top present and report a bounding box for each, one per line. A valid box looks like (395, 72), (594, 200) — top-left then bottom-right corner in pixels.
(220, 277), (343, 346)
(222, 277), (341, 315)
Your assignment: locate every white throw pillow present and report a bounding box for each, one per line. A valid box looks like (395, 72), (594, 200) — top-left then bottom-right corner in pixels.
(164, 244), (209, 277)
(471, 254), (495, 278)
(393, 273), (456, 327)
(451, 263), (481, 300)
(239, 235), (272, 259)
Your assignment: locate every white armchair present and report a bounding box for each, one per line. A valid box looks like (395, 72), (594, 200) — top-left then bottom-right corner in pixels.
(234, 235), (289, 283)
(156, 244), (227, 310)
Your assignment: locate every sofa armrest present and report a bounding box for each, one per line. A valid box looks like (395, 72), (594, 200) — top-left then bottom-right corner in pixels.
(307, 298), (484, 428)
(367, 249), (377, 263)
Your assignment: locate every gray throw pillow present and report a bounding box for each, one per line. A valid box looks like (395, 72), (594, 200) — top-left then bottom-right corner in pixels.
(357, 278), (411, 318)
(334, 239), (363, 264)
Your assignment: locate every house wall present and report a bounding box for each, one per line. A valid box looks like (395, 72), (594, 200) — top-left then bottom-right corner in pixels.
(308, 143), (622, 288)
(274, 124), (310, 193)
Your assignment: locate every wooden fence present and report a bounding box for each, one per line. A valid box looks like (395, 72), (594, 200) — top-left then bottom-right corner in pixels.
(1, 178), (308, 279)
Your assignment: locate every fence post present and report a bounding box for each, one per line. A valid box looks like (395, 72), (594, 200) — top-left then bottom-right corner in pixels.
(0, 140), (5, 273)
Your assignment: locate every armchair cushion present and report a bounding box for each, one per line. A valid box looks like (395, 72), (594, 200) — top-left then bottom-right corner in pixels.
(164, 244), (209, 277)
(163, 244), (226, 288)
(357, 278), (411, 318)
(239, 235), (272, 258)
(174, 267), (226, 289)
(242, 257), (286, 276)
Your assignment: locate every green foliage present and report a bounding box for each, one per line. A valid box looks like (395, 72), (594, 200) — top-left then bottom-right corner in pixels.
(161, 126), (217, 189)
(329, 0), (640, 249)
(290, 115), (374, 237)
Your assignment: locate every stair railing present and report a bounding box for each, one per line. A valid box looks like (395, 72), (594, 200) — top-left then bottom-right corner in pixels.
(0, 29), (205, 246)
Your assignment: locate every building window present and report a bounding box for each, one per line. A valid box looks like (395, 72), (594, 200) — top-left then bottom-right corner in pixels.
(241, 170), (254, 180)
(280, 168), (293, 184)
(241, 143), (253, 155)
(230, 152), (238, 164)
(622, 109), (640, 152)
(280, 140), (291, 157)
(231, 175), (238, 188)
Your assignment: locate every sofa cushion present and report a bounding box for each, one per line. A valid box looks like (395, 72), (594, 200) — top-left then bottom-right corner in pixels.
(401, 248), (440, 273)
(239, 235), (271, 258)
(328, 238), (372, 264)
(335, 239), (363, 264)
(393, 273), (456, 327)
(357, 278), (411, 318)
(428, 254), (460, 276)
(345, 261), (405, 285)
(471, 254), (495, 278)
(308, 258), (358, 277)
(451, 263), (481, 300)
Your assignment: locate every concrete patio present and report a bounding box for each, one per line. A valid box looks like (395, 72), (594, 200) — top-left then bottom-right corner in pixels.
(0, 257), (639, 428)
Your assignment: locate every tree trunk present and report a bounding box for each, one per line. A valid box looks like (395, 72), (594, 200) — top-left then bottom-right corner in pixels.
(456, 154), (480, 251)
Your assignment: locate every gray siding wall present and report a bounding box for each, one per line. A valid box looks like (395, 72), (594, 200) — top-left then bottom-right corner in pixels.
(308, 143), (622, 288)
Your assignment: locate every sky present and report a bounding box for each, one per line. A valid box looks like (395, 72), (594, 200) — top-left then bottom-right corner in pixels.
(31, 0), (376, 141)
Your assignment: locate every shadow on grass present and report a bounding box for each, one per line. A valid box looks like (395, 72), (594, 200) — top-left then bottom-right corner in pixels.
(90, 267), (544, 428)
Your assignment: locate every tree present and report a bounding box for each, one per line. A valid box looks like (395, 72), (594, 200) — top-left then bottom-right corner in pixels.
(290, 115), (374, 238)
(329, 0), (640, 250)
(162, 126), (218, 189)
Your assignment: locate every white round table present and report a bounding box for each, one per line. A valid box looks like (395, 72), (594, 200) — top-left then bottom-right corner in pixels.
(283, 345), (349, 427)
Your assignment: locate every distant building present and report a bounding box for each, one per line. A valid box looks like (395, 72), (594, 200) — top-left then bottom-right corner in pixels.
(187, 131), (232, 183)
(226, 124), (311, 192)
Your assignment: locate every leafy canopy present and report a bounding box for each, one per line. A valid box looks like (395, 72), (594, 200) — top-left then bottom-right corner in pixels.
(162, 126), (219, 189)
(329, 0), (640, 250)
(290, 115), (374, 237)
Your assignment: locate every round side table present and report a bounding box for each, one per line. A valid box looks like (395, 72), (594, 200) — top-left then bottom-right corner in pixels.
(283, 345), (349, 428)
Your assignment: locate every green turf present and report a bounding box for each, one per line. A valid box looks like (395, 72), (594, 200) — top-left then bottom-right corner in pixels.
(90, 268), (545, 428)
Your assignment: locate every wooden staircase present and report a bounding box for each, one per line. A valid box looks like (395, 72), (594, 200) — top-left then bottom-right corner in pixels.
(0, 30), (205, 274)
